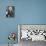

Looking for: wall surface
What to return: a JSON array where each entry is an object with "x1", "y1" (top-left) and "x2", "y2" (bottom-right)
[{"x1": 0, "y1": 0, "x2": 46, "y2": 44}]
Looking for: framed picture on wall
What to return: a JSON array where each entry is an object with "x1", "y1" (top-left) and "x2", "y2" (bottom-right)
[
  {"x1": 18, "y1": 24, "x2": 46, "y2": 42},
  {"x1": 6, "y1": 6, "x2": 15, "y2": 17}
]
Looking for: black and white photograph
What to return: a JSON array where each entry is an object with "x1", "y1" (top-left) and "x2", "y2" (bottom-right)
[{"x1": 6, "y1": 6, "x2": 15, "y2": 17}]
